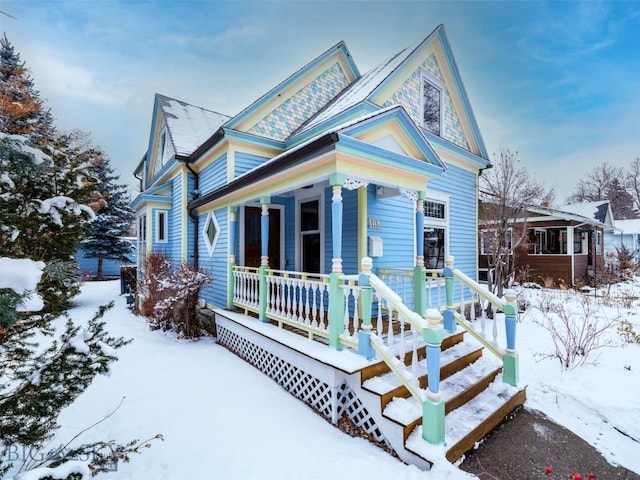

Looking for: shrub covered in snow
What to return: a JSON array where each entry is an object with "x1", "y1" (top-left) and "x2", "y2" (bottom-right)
[{"x1": 137, "y1": 252, "x2": 210, "y2": 338}]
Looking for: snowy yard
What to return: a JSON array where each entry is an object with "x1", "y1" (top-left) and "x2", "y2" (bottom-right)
[{"x1": 34, "y1": 280, "x2": 640, "y2": 478}]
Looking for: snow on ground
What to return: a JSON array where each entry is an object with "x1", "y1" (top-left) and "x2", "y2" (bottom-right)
[
  {"x1": 44, "y1": 281, "x2": 468, "y2": 480},
  {"x1": 33, "y1": 279, "x2": 640, "y2": 478},
  {"x1": 515, "y1": 281, "x2": 640, "y2": 473}
]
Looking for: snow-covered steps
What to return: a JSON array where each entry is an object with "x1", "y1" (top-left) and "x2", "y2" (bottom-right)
[
  {"x1": 382, "y1": 355, "x2": 503, "y2": 441},
  {"x1": 362, "y1": 340, "x2": 484, "y2": 410},
  {"x1": 407, "y1": 374, "x2": 526, "y2": 463}
]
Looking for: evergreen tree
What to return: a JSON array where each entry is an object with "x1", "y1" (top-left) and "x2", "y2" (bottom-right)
[
  {"x1": 0, "y1": 34, "x2": 53, "y2": 139},
  {"x1": 0, "y1": 133, "x2": 95, "y2": 315},
  {"x1": 81, "y1": 153, "x2": 134, "y2": 280}
]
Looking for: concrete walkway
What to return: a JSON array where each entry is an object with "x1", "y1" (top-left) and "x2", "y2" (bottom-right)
[{"x1": 458, "y1": 408, "x2": 640, "y2": 480}]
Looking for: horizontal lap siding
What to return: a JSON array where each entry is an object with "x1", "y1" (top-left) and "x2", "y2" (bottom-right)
[
  {"x1": 429, "y1": 164, "x2": 478, "y2": 281},
  {"x1": 199, "y1": 208, "x2": 228, "y2": 308},
  {"x1": 199, "y1": 154, "x2": 227, "y2": 195},
  {"x1": 367, "y1": 185, "x2": 415, "y2": 272},
  {"x1": 282, "y1": 197, "x2": 295, "y2": 270},
  {"x1": 171, "y1": 174, "x2": 183, "y2": 265},
  {"x1": 235, "y1": 152, "x2": 269, "y2": 177},
  {"x1": 187, "y1": 174, "x2": 195, "y2": 265}
]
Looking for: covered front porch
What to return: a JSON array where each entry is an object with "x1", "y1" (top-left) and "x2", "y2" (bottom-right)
[{"x1": 217, "y1": 255, "x2": 524, "y2": 466}]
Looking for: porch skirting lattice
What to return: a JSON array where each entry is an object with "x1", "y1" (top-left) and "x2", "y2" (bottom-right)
[{"x1": 215, "y1": 313, "x2": 386, "y2": 444}]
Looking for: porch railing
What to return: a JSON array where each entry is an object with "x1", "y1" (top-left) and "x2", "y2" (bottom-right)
[{"x1": 229, "y1": 255, "x2": 519, "y2": 446}]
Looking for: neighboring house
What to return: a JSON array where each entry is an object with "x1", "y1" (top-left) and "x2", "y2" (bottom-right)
[
  {"x1": 605, "y1": 218, "x2": 640, "y2": 264},
  {"x1": 76, "y1": 237, "x2": 137, "y2": 278},
  {"x1": 479, "y1": 201, "x2": 615, "y2": 286},
  {"x1": 132, "y1": 25, "x2": 525, "y2": 468}
]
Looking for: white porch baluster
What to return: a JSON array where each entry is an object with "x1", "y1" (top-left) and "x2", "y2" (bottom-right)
[
  {"x1": 319, "y1": 284, "x2": 326, "y2": 330},
  {"x1": 480, "y1": 299, "x2": 487, "y2": 338},
  {"x1": 376, "y1": 293, "x2": 383, "y2": 335},
  {"x1": 286, "y1": 278, "x2": 294, "y2": 320},
  {"x1": 387, "y1": 305, "x2": 394, "y2": 347},
  {"x1": 351, "y1": 287, "x2": 360, "y2": 340},
  {"x1": 304, "y1": 281, "x2": 311, "y2": 325},
  {"x1": 411, "y1": 325, "x2": 419, "y2": 374},
  {"x1": 343, "y1": 286, "x2": 350, "y2": 337},
  {"x1": 398, "y1": 314, "x2": 406, "y2": 360}
]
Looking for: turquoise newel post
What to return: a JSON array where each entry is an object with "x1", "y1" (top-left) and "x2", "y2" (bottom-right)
[
  {"x1": 358, "y1": 257, "x2": 375, "y2": 360},
  {"x1": 227, "y1": 206, "x2": 238, "y2": 309},
  {"x1": 328, "y1": 175, "x2": 344, "y2": 350},
  {"x1": 502, "y1": 290, "x2": 519, "y2": 386},
  {"x1": 422, "y1": 308, "x2": 445, "y2": 444},
  {"x1": 413, "y1": 194, "x2": 426, "y2": 317},
  {"x1": 259, "y1": 197, "x2": 270, "y2": 322},
  {"x1": 443, "y1": 256, "x2": 456, "y2": 333}
]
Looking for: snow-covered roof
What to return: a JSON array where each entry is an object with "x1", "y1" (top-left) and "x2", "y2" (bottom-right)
[
  {"x1": 560, "y1": 201, "x2": 611, "y2": 225},
  {"x1": 613, "y1": 218, "x2": 640, "y2": 235},
  {"x1": 157, "y1": 94, "x2": 231, "y2": 157},
  {"x1": 295, "y1": 38, "x2": 422, "y2": 135},
  {"x1": 527, "y1": 202, "x2": 613, "y2": 230}
]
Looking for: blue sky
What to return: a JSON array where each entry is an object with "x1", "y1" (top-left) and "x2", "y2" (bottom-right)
[{"x1": 2, "y1": 0, "x2": 639, "y2": 202}]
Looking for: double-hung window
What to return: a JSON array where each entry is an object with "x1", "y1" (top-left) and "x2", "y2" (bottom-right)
[
  {"x1": 423, "y1": 197, "x2": 448, "y2": 269},
  {"x1": 422, "y1": 73, "x2": 442, "y2": 136},
  {"x1": 155, "y1": 210, "x2": 168, "y2": 243}
]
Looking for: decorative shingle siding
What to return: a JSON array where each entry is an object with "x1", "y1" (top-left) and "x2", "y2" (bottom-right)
[
  {"x1": 248, "y1": 63, "x2": 349, "y2": 141},
  {"x1": 235, "y1": 152, "x2": 269, "y2": 178},
  {"x1": 199, "y1": 207, "x2": 228, "y2": 308},
  {"x1": 383, "y1": 53, "x2": 469, "y2": 150},
  {"x1": 199, "y1": 154, "x2": 227, "y2": 195},
  {"x1": 170, "y1": 174, "x2": 183, "y2": 264}
]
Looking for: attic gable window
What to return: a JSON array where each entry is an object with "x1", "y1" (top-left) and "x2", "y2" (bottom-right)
[
  {"x1": 422, "y1": 76, "x2": 442, "y2": 136},
  {"x1": 156, "y1": 128, "x2": 167, "y2": 170}
]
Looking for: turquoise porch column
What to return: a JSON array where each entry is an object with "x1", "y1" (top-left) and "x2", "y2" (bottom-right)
[
  {"x1": 357, "y1": 257, "x2": 375, "y2": 360},
  {"x1": 227, "y1": 206, "x2": 238, "y2": 309},
  {"x1": 422, "y1": 308, "x2": 445, "y2": 444},
  {"x1": 328, "y1": 174, "x2": 345, "y2": 350},
  {"x1": 413, "y1": 193, "x2": 426, "y2": 316},
  {"x1": 259, "y1": 197, "x2": 270, "y2": 322},
  {"x1": 502, "y1": 291, "x2": 519, "y2": 386},
  {"x1": 443, "y1": 256, "x2": 456, "y2": 333}
]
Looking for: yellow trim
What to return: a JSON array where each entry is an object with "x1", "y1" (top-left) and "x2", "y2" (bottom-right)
[
  {"x1": 233, "y1": 54, "x2": 357, "y2": 132},
  {"x1": 357, "y1": 187, "x2": 367, "y2": 264},
  {"x1": 193, "y1": 151, "x2": 432, "y2": 215},
  {"x1": 181, "y1": 168, "x2": 188, "y2": 263},
  {"x1": 351, "y1": 122, "x2": 426, "y2": 160}
]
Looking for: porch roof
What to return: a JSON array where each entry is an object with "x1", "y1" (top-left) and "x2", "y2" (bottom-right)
[{"x1": 188, "y1": 122, "x2": 445, "y2": 212}]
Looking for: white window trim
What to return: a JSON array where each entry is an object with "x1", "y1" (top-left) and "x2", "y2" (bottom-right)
[
  {"x1": 295, "y1": 186, "x2": 325, "y2": 273},
  {"x1": 480, "y1": 228, "x2": 514, "y2": 256},
  {"x1": 421, "y1": 70, "x2": 444, "y2": 136},
  {"x1": 203, "y1": 211, "x2": 221, "y2": 258},
  {"x1": 155, "y1": 210, "x2": 168, "y2": 243},
  {"x1": 423, "y1": 191, "x2": 449, "y2": 268}
]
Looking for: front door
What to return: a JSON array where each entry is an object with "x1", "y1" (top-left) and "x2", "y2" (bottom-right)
[{"x1": 244, "y1": 206, "x2": 281, "y2": 269}]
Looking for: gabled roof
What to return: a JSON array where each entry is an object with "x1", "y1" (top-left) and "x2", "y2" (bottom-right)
[
  {"x1": 224, "y1": 41, "x2": 360, "y2": 133},
  {"x1": 612, "y1": 218, "x2": 640, "y2": 235},
  {"x1": 560, "y1": 201, "x2": 613, "y2": 226},
  {"x1": 527, "y1": 201, "x2": 615, "y2": 230},
  {"x1": 294, "y1": 25, "x2": 489, "y2": 162},
  {"x1": 156, "y1": 93, "x2": 230, "y2": 158},
  {"x1": 295, "y1": 38, "x2": 422, "y2": 135}
]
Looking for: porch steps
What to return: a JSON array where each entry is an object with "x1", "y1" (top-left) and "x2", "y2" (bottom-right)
[{"x1": 355, "y1": 330, "x2": 526, "y2": 465}]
